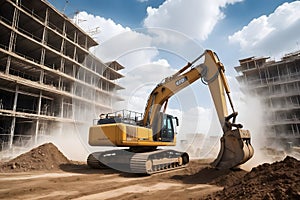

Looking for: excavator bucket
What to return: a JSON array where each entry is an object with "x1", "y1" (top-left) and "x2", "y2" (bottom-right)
[{"x1": 211, "y1": 129, "x2": 254, "y2": 169}]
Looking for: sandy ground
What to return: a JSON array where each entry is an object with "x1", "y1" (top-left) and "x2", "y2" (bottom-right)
[
  {"x1": 0, "y1": 160, "x2": 222, "y2": 200},
  {"x1": 1, "y1": 143, "x2": 299, "y2": 199}
]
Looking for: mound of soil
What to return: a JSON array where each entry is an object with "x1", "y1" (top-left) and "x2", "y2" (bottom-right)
[
  {"x1": 0, "y1": 143, "x2": 70, "y2": 172},
  {"x1": 172, "y1": 165, "x2": 247, "y2": 187},
  {"x1": 208, "y1": 156, "x2": 300, "y2": 200}
]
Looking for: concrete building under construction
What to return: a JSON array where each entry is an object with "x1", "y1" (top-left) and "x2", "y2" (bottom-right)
[
  {"x1": 235, "y1": 51, "x2": 300, "y2": 147},
  {"x1": 0, "y1": 0, "x2": 124, "y2": 151}
]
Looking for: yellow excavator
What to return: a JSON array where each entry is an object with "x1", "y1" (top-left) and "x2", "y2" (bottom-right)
[{"x1": 87, "y1": 49, "x2": 254, "y2": 174}]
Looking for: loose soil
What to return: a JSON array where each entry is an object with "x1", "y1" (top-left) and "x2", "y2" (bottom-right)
[
  {"x1": 0, "y1": 143, "x2": 299, "y2": 200},
  {"x1": 207, "y1": 156, "x2": 300, "y2": 200},
  {"x1": 0, "y1": 143, "x2": 70, "y2": 172}
]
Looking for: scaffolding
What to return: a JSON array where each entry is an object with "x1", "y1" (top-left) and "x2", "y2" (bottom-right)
[{"x1": 0, "y1": 0, "x2": 124, "y2": 152}]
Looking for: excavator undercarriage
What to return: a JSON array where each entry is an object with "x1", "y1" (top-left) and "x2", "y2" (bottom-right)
[{"x1": 87, "y1": 148, "x2": 189, "y2": 174}]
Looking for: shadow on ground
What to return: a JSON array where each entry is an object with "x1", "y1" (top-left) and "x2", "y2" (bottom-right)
[
  {"x1": 59, "y1": 162, "x2": 148, "y2": 178},
  {"x1": 171, "y1": 167, "x2": 246, "y2": 186}
]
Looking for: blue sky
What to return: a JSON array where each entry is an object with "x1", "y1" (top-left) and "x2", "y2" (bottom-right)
[
  {"x1": 48, "y1": 0, "x2": 300, "y2": 134},
  {"x1": 52, "y1": 0, "x2": 292, "y2": 30},
  {"x1": 49, "y1": 0, "x2": 298, "y2": 66}
]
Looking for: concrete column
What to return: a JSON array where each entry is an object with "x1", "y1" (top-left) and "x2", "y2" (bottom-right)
[
  {"x1": 73, "y1": 46, "x2": 77, "y2": 61},
  {"x1": 34, "y1": 120, "x2": 39, "y2": 144},
  {"x1": 41, "y1": 8, "x2": 47, "y2": 67},
  {"x1": 44, "y1": 8, "x2": 49, "y2": 26},
  {"x1": 8, "y1": 32, "x2": 16, "y2": 52},
  {"x1": 60, "y1": 97, "x2": 64, "y2": 118},
  {"x1": 12, "y1": 85, "x2": 18, "y2": 112},
  {"x1": 5, "y1": 56, "x2": 11, "y2": 74},
  {"x1": 91, "y1": 75, "x2": 94, "y2": 86},
  {"x1": 72, "y1": 101, "x2": 75, "y2": 120},
  {"x1": 9, "y1": 117, "x2": 16, "y2": 148},
  {"x1": 7, "y1": 6, "x2": 19, "y2": 79},
  {"x1": 8, "y1": 5, "x2": 20, "y2": 53},
  {"x1": 72, "y1": 64, "x2": 76, "y2": 78},
  {"x1": 39, "y1": 69, "x2": 44, "y2": 84},
  {"x1": 62, "y1": 21, "x2": 66, "y2": 36},
  {"x1": 61, "y1": 22, "x2": 66, "y2": 54},
  {"x1": 12, "y1": 6, "x2": 20, "y2": 28},
  {"x1": 60, "y1": 38, "x2": 65, "y2": 54},
  {"x1": 60, "y1": 58, "x2": 65, "y2": 72},
  {"x1": 9, "y1": 85, "x2": 19, "y2": 148},
  {"x1": 58, "y1": 76, "x2": 62, "y2": 89},
  {"x1": 37, "y1": 91, "x2": 42, "y2": 115},
  {"x1": 42, "y1": 9, "x2": 49, "y2": 45},
  {"x1": 83, "y1": 70, "x2": 86, "y2": 82},
  {"x1": 34, "y1": 91, "x2": 42, "y2": 144},
  {"x1": 74, "y1": 30, "x2": 77, "y2": 43}
]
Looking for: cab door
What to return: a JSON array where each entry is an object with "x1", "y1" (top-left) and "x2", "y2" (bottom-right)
[{"x1": 161, "y1": 114, "x2": 175, "y2": 142}]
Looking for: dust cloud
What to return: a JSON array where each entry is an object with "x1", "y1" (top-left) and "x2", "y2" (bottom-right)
[
  {"x1": 236, "y1": 95, "x2": 275, "y2": 170},
  {"x1": 37, "y1": 123, "x2": 90, "y2": 161}
]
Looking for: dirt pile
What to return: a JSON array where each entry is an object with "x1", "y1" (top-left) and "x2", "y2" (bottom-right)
[
  {"x1": 208, "y1": 156, "x2": 300, "y2": 200},
  {"x1": 172, "y1": 163, "x2": 247, "y2": 187},
  {"x1": 0, "y1": 143, "x2": 70, "y2": 172}
]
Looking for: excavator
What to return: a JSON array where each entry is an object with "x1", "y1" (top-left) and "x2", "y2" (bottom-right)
[{"x1": 87, "y1": 49, "x2": 254, "y2": 174}]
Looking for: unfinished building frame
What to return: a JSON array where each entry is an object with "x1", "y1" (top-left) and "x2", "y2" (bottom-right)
[
  {"x1": 0, "y1": 0, "x2": 124, "y2": 151},
  {"x1": 235, "y1": 51, "x2": 300, "y2": 147}
]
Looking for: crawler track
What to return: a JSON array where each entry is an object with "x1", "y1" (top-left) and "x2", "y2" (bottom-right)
[
  {"x1": 87, "y1": 153, "x2": 108, "y2": 169},
  {"x1": 87, "y1": 149, "x2": 189, "y2": 174}
]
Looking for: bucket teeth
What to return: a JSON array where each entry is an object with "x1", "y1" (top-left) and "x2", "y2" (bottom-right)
[{"x1": 211, "y1": 129, "x2": 254, "y2": 169}]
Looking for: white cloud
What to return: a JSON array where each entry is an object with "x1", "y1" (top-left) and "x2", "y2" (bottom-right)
[
  {"x1": 94, "y1": 30, "x2": 156, "y2": 65},
  {"x1": 152, "y1": 58, "x2": 170, "y2": 66},
  {"x1": 144, "y1": 0, "x2": 242, "y2": 41},
  {"x1": 73, "y1": 11, "x2": 131, "y2": 43},
  {"x1": 181, "y1": 106, "x2": 213, "y2": 134},
  {"x1": 229, "y1": 1, "x2": 300, "y2": 58},
  {"x1": 116, "y1": 59, "x2": 176, "y2": 112}
]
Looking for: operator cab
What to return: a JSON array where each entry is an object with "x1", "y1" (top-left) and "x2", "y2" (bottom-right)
[{"x1": 153, "y1": 112, "x2": 179, "y2": 142}]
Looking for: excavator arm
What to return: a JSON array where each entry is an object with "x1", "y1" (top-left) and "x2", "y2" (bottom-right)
[
  {"x1": 143, "y1": 50, "x2": 232, "y2": 130},
  {"x1": 142, "y1": 49, "x2": 254, "y2": 169}
]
